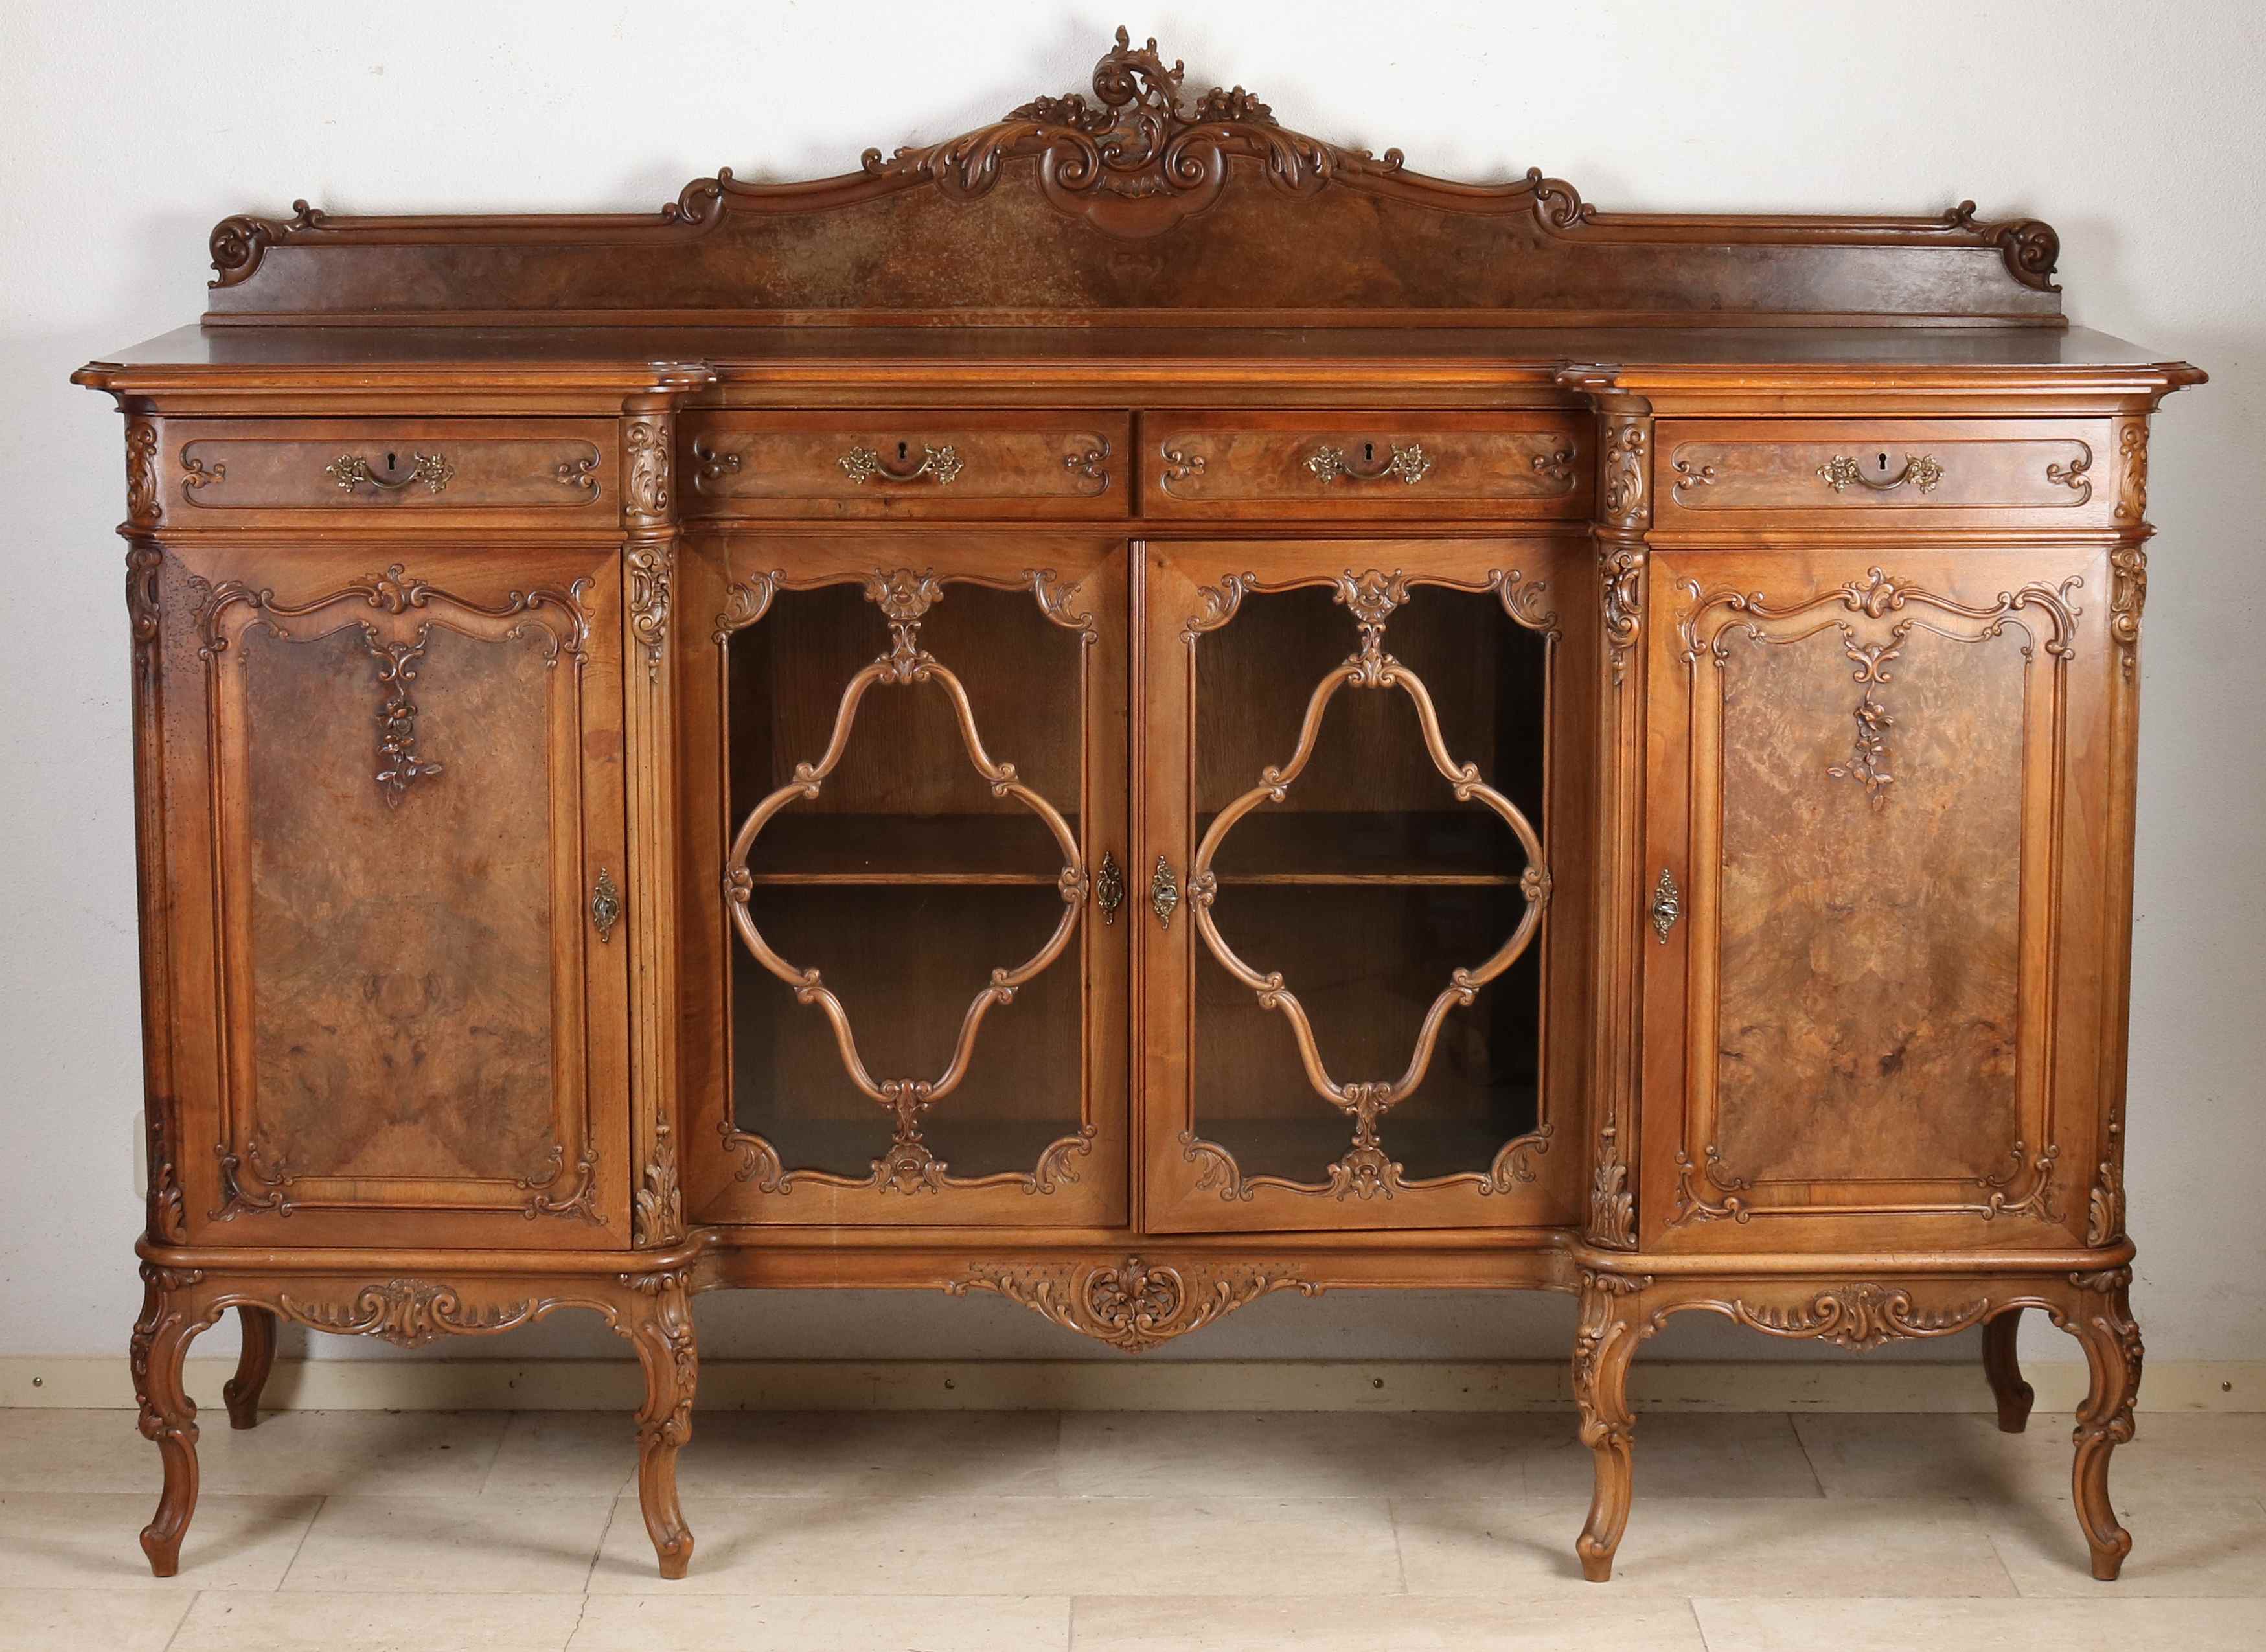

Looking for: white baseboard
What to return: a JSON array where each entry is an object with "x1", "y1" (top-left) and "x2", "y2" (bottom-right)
[{"x1": 5, "y1": 1356, "x2": 2260, "y2": 1413}]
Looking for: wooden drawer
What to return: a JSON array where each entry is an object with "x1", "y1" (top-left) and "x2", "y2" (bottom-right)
[
  {"x1": 167, "y1": 419, "x2": 615, "y2": 516},
  {"x1": 1656, "y1": 419, "x2": 2119, "y2": 525},
  {"x1": 680, "y1": 412, "x2": 1130, "y2": 518},
  {"x1": 1139, "y1": 413, "x2": 1588, "y2": 519}
]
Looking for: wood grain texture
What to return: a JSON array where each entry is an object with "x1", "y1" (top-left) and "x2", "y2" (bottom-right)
[{"x1": 69, "y1": 26, "x2": 2206, "y2": 1590}]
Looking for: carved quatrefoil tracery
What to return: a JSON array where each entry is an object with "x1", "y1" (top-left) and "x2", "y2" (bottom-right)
[
  {"x1": 1179, "y1": 569, "x2": 1556, "y2": 1202},
  {"x1": 720, "y1": 568, "x2": 1099, "y2": 1197}
]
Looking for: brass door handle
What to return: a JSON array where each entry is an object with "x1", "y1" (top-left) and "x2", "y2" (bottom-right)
[
  {"x1": 591, "y1": 867, "x2": 622, "y2": 944},
  {"x1": 1150, "y1": 855, "x2": 1180, "y2": 930},
  {"x1": 839, "y1": 443, "x2": 964, "y2": 486},
  {"x1": 325, "y1": 452, "x2": 456, "y2": 494},
  {"x1": 1649, "y1": 867, "x2": 1681, "y2": 943},
  {"x1": 1817, "y1": 452, "x2": 1944, "y2": 495},
  {"x1": 1307, "y1": 441, "x2": 1432, "y2": 485},
  {"x1": 1095, "y1": 850, "x2": 1125, "y2": 925}
]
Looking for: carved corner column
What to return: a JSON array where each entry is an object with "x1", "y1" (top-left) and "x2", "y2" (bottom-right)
[
  {"x1": 121, "y1": 414, "x2": 191, "y2": 1252},
  {"x1": 621, "y1": 383, "x2": 699, "y2": 1251},
  {"x1": 1567, "y1": 379, "x2": 1652, "y2": 1253}
]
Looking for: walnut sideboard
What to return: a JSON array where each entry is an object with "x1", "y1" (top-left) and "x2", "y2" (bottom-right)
[{"x1": 74, "y1": 29, "x2": 2202, "y2": 1585}]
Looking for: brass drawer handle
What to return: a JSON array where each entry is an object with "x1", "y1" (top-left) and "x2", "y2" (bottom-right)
[
  {"x1": 1307, "y1": 441, "x2": 1432, "y2": 485},
  {"x1": 1095, "y1": 849, "x2": 1125, "y2": 925},
  {"x1": 1649, "y1": 867, "x2": 1681, "y2": 943},
  {"x1": 840, "y1": 443, "x2": 964, "y2": 486},
  {"x1": 325, "y1": 452, "x2": 456, "y2": 494},
  {"x1": 591, "y1": 867, "x2": 622, "y2": 943},
  {"x1": 1817, "y1": 452, "x2": 1945, "y2": 495},
  {"x1": 1150, "y1": 855, "x2": 1180, "y2": 930}
]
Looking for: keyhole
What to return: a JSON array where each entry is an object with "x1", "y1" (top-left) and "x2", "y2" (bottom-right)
[
  {"x1": 1363, "y1": 441, "x2": 1375, "y2": 464},
  {"x1": 385, "y1": 451, "x2": 398, "y2": 474},
  {"x1": 1877, "y1": 452, "x2": 1888, "y2": 471},
  {"x1": 897, "y1": 441, "x2": 909, "y2": 463}
]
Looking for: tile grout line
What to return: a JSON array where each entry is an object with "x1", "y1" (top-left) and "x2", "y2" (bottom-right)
[
  {"x1": 562, "y1": 1590, "x2": 593, "y2": 1651},
  {"x1": 1386, "y1": 1495, "x2": 1411, "y2": 1594},
  {"x1": 1969, "y1": 1494, "x2": 2034, "y2": 1598},
  {"x1": 1785, "y1": 1410, "x2": 1829, "y2": 1498},
  {"x1": 578, "y1": 1495, "x2": 621, "y2": 1594},
  {"x1": 155, "y1": 1585, "x2": 199, "y2": 1652},
  {"x1": 1684, "y1": 1596, "x2": 1713, "y2": 1651},
  {"x1": 1064, "y1": 1593, "x2": 1078, "y2": 1652},
  {"x1": 271, "y1": 1490, "x2": 325, "y2": 1593}
]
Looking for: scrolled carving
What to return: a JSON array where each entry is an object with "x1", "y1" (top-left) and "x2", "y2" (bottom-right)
[
  {"x1": 623, "y1": 415, "x2": 672, "y2": 524},
  {"x1": 1600, "y1": 545, "x2": 1644, "y2": 687},
  {"x1": 2087, "y1": 1108, "x2": 2126, "y2": 1246},
  {"x1": 1601, "y1": 421, "x2": 1648, "y2": 525},
  {"x1": 1587, "y1": 1123, "x2": 1636, "y2": 1248},
  {"x1": 634, "y1": 1121, "x2": 684, "y2": 1248},
  {"x1": 277, "y1": 1278, "x2": 536, "y2": 1348},
  {"x1": 2046, "y1": 446, "x2": 2094, "y2": 503},
  {"x1": 2111, "y1": 544, "x2": 2147, "y2": 680},
  {"x1": 862, "y1": 27, "x2": 1408, "y2": 241},
  {"x1": 2114, "y1": 420, "x2": 2149, "y2": 523},
  {"x1": 628, "y1": 542, "x2": 672, "y2": 682},
  {"x1": 1945, "y1": 200, "x2": 2061, "y2": 292},
  {"x1": 1182, "y1": 570, "x2": 1259, "y2": 645},
  {"x1": 207, "y1": 199, "x2": 321, "y2": 288},
  {"x1": 948, "y1": 1254, "x2": 1320, "y2": 1352},
  {"x1": 690, "y1": 438, "x2": 744, "y2": 493},
  {"x1": 1025, "y1": 567, "x2": 1098, "y2": 645},
  {"x1": 1726, "y1": 1283, "x2": 1992, "y2": 1350},
  {"x1": 125, "y1": 420, "x2": 160, "y2": 528},
  {"x1": 715, "y1": 567, "x2": 784, "y2": 641}
]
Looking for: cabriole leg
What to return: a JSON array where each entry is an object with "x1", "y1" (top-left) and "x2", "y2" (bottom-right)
[
  {"x1": 1572, "y1": 1270, "x2": 1646, "y2": 1583},
  {"x1": 222, "y1": 1306, "x2": 277, "y2": 1430},
  {"x1": 619, "y1": 1268, "x2": 698, "y2": 1579},
  {"x1": 1981, "y1": 1307, "x2": 2034, "y2": 1434},
  {"x1": 130, "y1": 1263, "x2": 210, "y2": 1577},
  {"x1": 2061, "y1": 1268, "x2": 2143, "y2": 1581}
]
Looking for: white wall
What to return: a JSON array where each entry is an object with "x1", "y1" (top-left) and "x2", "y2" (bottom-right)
[{"x1": 4, "y1": 0, "x2": 2260, "y2": 1375}]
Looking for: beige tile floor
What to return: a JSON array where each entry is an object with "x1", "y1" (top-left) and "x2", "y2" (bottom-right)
[{"x1": 0, "y1": 1406, "x2": 2260, "y2": 1649}]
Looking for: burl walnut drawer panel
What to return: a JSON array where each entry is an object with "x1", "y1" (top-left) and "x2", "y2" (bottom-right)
[
  {"x1": 166, "y1": 419, "x2": 617, "y2": 516},
  {"x1": 1656, "y1": 419, "x2": 2119, "y2": 525},
  {"x1": 680, "y1": 411, "x2": 1130, "y2": 518},
  {"x1": 1140, "y1": 413, "x2": 1588, "y2": 520}
]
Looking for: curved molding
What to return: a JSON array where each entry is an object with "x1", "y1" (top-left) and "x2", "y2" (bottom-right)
[
  {"x1": 948, "y1": 1254, "x2": 1320, "y2": 1352},
  {"x1": 200, "y1": 34, "x2": 2059, "y2": 317}
]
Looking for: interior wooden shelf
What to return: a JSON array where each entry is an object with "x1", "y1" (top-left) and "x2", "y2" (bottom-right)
[{"x1": 740, "y1": 810, "x2": 1079, "y2": 882}]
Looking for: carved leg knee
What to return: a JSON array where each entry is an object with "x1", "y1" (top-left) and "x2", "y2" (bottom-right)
[
  {"x1": 2062, "y1": 1268, "x2": 2142, "y2": 1580},
  {"x1": 223, "y1": 1307, "x2": 277, "y2": 1430},
  {"x1": 621, "y1": 1268, "x2": 698, "y2": 1580},
  {"x1": 1982, "y1": 1308, "x2": 2034, "y2": 1434},
  {"x1": 1572, "y1": 1271, "x2": 1646, "y2": 1583},
  {"x1": 131, "y1": 1264, "x2": 211, "y2": 1577}
]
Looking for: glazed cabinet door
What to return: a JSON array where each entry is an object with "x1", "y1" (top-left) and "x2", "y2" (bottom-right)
[
  {"x1": 1637, "y1": 547, "x2": 2120, "y2": 1252},
  {"x1": 1142, "y1": 538, "x2": 1592, "y2": 1232},
  {"x1": 684, "y1": 534, "x2": 1128, "y2": 1226},
  {"x1": 154, "y1": 542, "x2": 632, "y2": 1247}
]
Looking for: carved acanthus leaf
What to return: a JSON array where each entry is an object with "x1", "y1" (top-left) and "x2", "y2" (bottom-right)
[
  {"x1": 948, "y1": 1255, "x2": 1319, "y2": 1352},
  {"x1": 277, "y1": 1278, "x2": 536, "y2": 1349},
  {"x1": 1728, "y1": 1283, "x2": 1992, "y2": 1350}
]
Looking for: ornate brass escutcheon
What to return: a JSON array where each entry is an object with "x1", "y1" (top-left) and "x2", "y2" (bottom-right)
[
  {"x1": 1649, "y1": 867, "x2": 1681, "y2": 943},
  {"x1": 1816, "y1": 452, "x2": 1944, "y2": 495},
  {"x1": 1150, "y1": 855, "x2": 1180, "y2": 930},
  {"x1": 325, "y1": 452, "x2": 456, "y2": 494},
  {"x1": 838, "y1": 443, "x2": 965, "y2": 486},
  {"x1": 1095, "y1": 849, "x2": 1125, "y2": 924},
  {"x1": 591, "y1": 867, "x2": 622, "y2": 943},
  {"x1": 1306, "y1": 441, "x2": 1432, "y2": 485}
]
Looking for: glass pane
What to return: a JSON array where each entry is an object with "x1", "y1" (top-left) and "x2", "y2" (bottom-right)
[
  {"x1": 726, "y1": 578, "x2": 1086, "y2": 1183},
  {"x1": 1190, "y1": 578, "x2": 1546, "y2": 1189}
]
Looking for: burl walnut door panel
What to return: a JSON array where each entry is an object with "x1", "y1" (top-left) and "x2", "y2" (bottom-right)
[
  {"x1": 1141, "y1": 538, "x2": 1593, "y2": 1234},
  {"x1": 164, "y1": 544, "x2": 630, "y2": 1247},
  {"x1": 683, "y1": 533, "x2": 1129, "y2": 1227},
  {"x1": 1638, "y1": 547, "x2": 2116, "y2": 1253}
]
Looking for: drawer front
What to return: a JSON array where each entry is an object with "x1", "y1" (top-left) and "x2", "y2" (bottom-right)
[
  {"x1": 169, "y1": 420, "x2": 615, "y2": 515},
  {"x1": 1141, "y1": 413, "x2": 1588, "y2": 519},
  {"x1": 1656, "y1": 419, "x2": 2118, "y2": 525},
  {"x1": 681, "y1": 412, "x2": 1130, "y2": 518}
]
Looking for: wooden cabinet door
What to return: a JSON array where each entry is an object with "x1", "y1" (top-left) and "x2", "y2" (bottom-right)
[
  {"x1": 1638, "y1": 548, "x2": 2117, "y2": 1253},
  {"x1": 1141, "y1": 538, "x2": 1592, "y2": 1233},
  {"x1": 158, "y1": 543, "x2": 630, "y2": 1247},
  {"x1": 687, "y1": 534, "x2": 1129, "y2": 1227}
]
